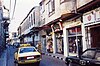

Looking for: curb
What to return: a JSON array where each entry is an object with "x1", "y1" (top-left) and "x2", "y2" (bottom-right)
[{"x1": 44, "y1": 53, "x2": 66, "y2": 61}]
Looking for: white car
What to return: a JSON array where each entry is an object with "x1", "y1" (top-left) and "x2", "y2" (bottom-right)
[{"x1": 14, "y1": 46, "x2": 41, "y2": 65}]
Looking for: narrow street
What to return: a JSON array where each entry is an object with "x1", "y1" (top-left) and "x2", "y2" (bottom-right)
[
  {"x1": 0, "y1": 0, "x2": 99, "y2": 66},
  {"x1": 4, "y1": 45, "x2": 66, "y2": 66}
]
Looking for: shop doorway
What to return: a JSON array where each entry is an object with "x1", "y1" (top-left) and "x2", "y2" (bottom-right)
[
  {"x1": 90, "y1": 26, "x2": 100, "y2": 47},
  {"x1": 56, "y1": 32, "x2": 64, "y2": 54}
]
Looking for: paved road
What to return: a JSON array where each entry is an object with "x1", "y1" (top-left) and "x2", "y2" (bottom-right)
[
  {"x1": 6, "y1": 46, "x2": 67, "y2": 66},
  {"x1": 40, "y1": 55, "x2": 66, "y2": 66}
]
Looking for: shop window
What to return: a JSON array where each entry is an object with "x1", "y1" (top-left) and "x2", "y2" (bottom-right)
[
  {"x1": 56, "y1": 38, "x2": 64, "y2": 54},
  {"x1": 68, "y1": 37, "x2": 77, "y2": 53},
  {"x1": 68, "y1": 26, "x2": 81, "y2": 35},
  {"x1": 68, "y1": 26, "x2": 82, "y2": 54}
]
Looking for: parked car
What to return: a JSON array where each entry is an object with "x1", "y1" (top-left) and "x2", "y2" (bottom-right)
[
  {"x1": 14, "y1": 46, "x2": 41, "y2": 66},
  {"x1": 66, "y1": 48, "x2": 100, "y2": 66}
]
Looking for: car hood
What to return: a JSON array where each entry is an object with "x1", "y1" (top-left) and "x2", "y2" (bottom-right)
[{"x1": 18, "y1": 52, "x2": 41, "y2": 57}]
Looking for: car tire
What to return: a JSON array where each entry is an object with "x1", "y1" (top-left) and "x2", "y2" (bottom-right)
[
  {"x1": 67, "y1": 63, "x2": 72, "y2": 66},
  {"x1": 36, "y1": 61, "x2": 40, "y2": 66},
  {"x1": 18, "y1": 64, "x2": 21, "y2": 66},
  {"x1": 14, "y1": 63, "x2": 18, "y2": 66},
  {"x1": 15, "y1": 63, "x2": 21, "y2": 66}
]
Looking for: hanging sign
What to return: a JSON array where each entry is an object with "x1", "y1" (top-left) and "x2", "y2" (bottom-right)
[{"x1": 51, "y1": 22, "x2": 63, "y2": 32}]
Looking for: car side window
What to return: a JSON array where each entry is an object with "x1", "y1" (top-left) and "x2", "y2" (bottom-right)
[
  {"x1": 95, "y1": 51, "x2": 100, "y2": 61},
  {"x1": 81, "y1": 50, "x2": 95, "y2": 59}
]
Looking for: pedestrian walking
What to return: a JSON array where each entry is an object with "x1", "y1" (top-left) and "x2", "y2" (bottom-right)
[{"x1": 36, "y1": 41, "x2": 42, "y2": 53}]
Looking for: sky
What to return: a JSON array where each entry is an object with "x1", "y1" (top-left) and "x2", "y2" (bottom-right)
[{"x1": 3, "y1": 0, "x2": 41, "y2": 33}]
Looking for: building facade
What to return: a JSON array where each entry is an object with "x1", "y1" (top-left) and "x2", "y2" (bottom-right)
[
  {"x1": 0, "y1": 0, "x2": 9, "y2": 53},
  {"x1": 39, "y1": 0, "x2": 100, "y2": 56},
  {"x1": 18, "y1": 6, "x2": 41, "y2": 46}
]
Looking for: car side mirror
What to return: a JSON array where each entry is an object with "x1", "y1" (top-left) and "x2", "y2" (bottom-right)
[{"x1": 15, "y1": 52, "x2": 18, "y2": 55}]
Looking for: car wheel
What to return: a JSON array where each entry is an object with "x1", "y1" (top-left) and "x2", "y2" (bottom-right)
[
  {"x1": 15, "y1": 64, "x2": 21, "y2": 66},
  {"x1": 14, "y1": 63, "x2": 18, "y2": 66},
  {"x1": 67, "y1": 63, "x2": 72, "y2": 66},
  {"x1": 18, "y1": 64, "x2": 21, "y2": 66},
  {"x1": 36, "y1": 61, "x2": 40, "y2": 66}
]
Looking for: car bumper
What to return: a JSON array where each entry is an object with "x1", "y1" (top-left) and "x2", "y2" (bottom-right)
[{"x1": 18, "y1": 59, "x2": 41, "y2": 64}]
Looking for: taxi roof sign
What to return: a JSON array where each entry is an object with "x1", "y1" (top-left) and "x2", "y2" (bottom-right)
[{"x1": 20, "y1": 44, "x2": 31, "y2": 47}]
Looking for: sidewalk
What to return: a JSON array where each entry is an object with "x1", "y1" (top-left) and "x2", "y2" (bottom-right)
[
  {"x1": 0, "y1": 50, "x2": 7, "y2": 66},
  {"x1": 44, "y1": 53, "x2": 66, "y2": 61}
]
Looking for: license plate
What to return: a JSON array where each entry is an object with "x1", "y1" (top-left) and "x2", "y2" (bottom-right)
[
  {"x1": 27, "y1": 57, "x2": 34, "y2": 59},
  {"x1": 21, "y1": 60, "x2": 25, "y2": 62}
]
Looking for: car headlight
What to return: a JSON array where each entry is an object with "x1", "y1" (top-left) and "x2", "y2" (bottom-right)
[{"x1": 80, "y1": 60, "x2": 86, "y2": 65}]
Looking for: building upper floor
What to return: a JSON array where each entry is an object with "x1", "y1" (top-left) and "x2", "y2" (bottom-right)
[
  {"x1": 17, "y1": 0, "x2": 100, "y2": 37},
  {"x1": 18, "y1": 6, "x2": 40, "y2": 35},
  {"x1": 39, "y1": 0, "x2": 98, "y2": 26}
]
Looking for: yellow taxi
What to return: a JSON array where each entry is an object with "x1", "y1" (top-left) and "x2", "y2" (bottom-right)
[{"x1": 14, "y1": 45, "x2": 41, "y2": 65}]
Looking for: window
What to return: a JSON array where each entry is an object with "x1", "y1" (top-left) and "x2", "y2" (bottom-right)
[
  {"x1": 33, "y1": 12, "x2": 35, "y2": 24},
  {"x1": 41, "y1": 4, "x2": 45, "y2": 13},
  {"x1": 48, "y1": 0, "x2": 55, "y2": 16},
  {"x1": 19, "y1": 47, "x2": 36, "y2": 53},
  {"x1": 42, "y1": 18, "x2": 45, "y2": 24},
  {"x1": 68, "y1": 26, "x2": 82, "y2": 54},
  {"x1": 68, "y1": 27, "x2": 82, "y2": 35},
  {"x1": 81, "y1": 50, "x2": 95, "y2": 59},
  {"x1": 29, "y1": 16, "x2": 31, "y2": 27},
  {"x1": 31, "y1": 14, "x2": 33, "y2": 25}
]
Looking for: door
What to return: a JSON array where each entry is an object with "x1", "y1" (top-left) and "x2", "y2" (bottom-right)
[{"x1": 90, "y1": 26, "x2": 100, "y2": 47}]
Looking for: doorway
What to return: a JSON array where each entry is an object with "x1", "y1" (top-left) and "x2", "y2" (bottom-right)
[{"x1": 90, "y1": 26, "x2": 100, "y2": 47}]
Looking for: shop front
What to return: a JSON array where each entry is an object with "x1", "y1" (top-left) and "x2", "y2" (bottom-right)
[
  {"x1": 51, "y1": 22, "x2": 64, "y2": 54},
  {"x1": 63, "y1": 20, "x2": 82, "y2": 57},
  {"x1": 83, "y1": 7, "x2": 100, "y2": 48}
]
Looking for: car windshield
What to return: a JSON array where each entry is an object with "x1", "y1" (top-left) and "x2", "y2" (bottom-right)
[
  {"x1": 81, "y1": 50, "x2": 95, "y2": 59},
  {"x1": 19, "y1": 47, "x2": 36, "y2": 53}
]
